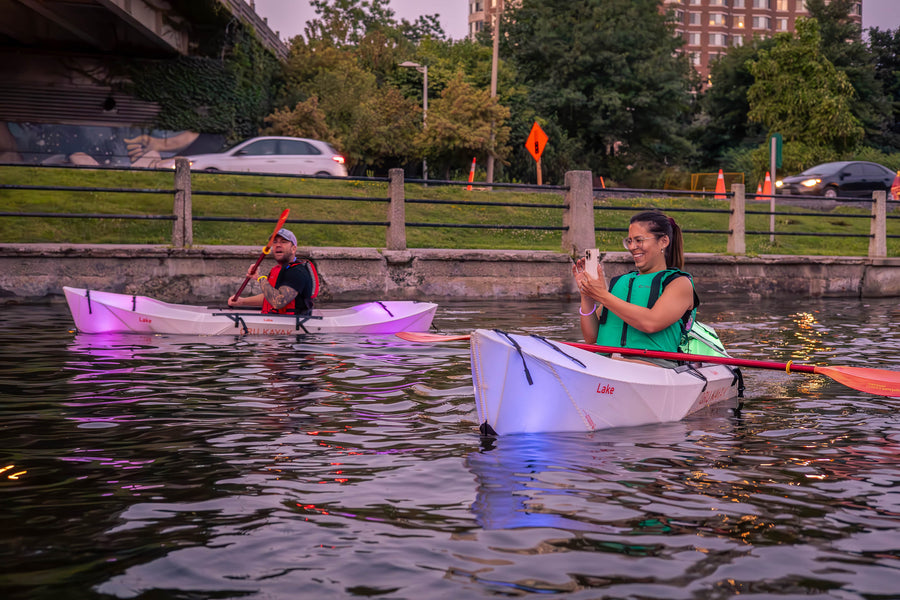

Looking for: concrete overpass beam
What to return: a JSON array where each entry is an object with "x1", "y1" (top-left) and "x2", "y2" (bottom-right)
[{"x1": 98, "y1": 0, "x2": 189, "y2": 54}]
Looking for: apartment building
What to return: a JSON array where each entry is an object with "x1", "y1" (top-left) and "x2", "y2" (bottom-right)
[
  {"x1": 467, "y1": 1, "x2": 862, "y2": 84},
  {"x1": 666, "y1": 0, "x2": 861, "y2": 83}
]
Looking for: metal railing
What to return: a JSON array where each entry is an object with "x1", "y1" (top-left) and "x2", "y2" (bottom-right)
[{"x1": 0, "y1": 160, "x2": 896, "y2": 258}]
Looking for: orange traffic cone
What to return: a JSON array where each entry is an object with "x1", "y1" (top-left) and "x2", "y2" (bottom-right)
[
  {"x1": 714, "y1": 169, "x2": 726, "y2": 199},
  {"x1": 466, "y1": 157, "x2": 476, "y2": 191},
  {"x1": 762, "y1": 172, "x2": 772, "y2": 197},
  {"x1": 756, "y1": 182, "x2": 762, "y2": 195}
]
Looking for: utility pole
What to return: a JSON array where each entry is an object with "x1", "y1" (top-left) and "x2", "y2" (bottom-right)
[{"x1": 485, "y1": 0, "x2": 502, "y2": 185}]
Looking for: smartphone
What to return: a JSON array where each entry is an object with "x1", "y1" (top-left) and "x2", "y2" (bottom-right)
[{"x1": 584, "y1": 248, "x2": 600, "y2": 280}]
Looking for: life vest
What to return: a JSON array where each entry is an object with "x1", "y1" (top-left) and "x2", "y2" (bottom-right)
[
  {"x1": 261, "y1": 259, "x2": 319, "y2": 314},
  {"x1": 595, "y1": 268, "x2": 699, "y2": 352}
]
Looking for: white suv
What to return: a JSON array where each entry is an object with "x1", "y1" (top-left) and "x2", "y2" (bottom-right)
[{"x1": 159, "y1": 136, "x2": 347, "y2": 176}]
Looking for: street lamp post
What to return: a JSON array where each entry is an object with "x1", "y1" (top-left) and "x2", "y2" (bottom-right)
[{"x1": 400, "y1": 61, "x2": 428, "y2": 181}]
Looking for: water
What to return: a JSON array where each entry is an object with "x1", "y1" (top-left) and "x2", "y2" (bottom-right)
[{"x1": 2, "y1": 297, "x2": 899, "y2": 599}]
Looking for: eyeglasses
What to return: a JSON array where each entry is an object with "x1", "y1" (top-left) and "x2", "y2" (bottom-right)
[{"x1": 622, "y1": 235, "x2": 660, "y2": 249}]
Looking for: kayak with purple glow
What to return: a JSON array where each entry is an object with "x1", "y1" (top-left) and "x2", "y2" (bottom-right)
[{"x1": 63, "y1": 287, "x2": 437, "y2": 335}]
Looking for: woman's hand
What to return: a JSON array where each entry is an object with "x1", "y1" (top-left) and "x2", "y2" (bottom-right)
[
  {"x1": 573, "y1": 257, "x2": 603, "y2": 343},
  {"x1": 572, "y1": 257, "x2": 604, "y2": 301}
]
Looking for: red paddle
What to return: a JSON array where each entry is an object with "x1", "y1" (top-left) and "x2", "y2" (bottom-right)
[
  {"x1": 230, "y1": 208, "x2": 290, "y2": 302},
  {"x1": 395, "y1": 331, "x2": 900, "y2": 398}
]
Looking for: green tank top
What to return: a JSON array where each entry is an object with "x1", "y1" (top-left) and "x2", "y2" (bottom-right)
[{"x1": 595, "y1": 269, "x2": 695, "y2": 352}]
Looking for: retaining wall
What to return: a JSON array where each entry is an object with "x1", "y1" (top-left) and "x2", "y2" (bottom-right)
[{"x1": 1, "y1": 244, "x2": 899, "y2": 304}]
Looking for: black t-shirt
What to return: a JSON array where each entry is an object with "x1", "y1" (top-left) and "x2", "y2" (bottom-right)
[{"x1": 272, "y1": 261, "x2": 314, "y2": 314}]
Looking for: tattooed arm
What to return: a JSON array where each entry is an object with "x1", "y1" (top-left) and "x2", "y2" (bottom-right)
[{"x1": 261, "y1": 283, "x2": 299, "y2": 311}]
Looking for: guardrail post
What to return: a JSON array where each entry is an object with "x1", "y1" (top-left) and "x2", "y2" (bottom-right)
[
  {"x1": 387, "y1": 168, "x2": 406, "y2": 250},
  {"x1": 173, "y1": 158, "x2": 193, "y2": 248},
  {"x1": 562, "y1": 170, "x2": 594, "y2": 257},
  {"x1": 869, "y1": 190, "x2": 886, "y2": 258},
  {"x1": 727, "y1": 183, "x2": 745, "y2": 254}
]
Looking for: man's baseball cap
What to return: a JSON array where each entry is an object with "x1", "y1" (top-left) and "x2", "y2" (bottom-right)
[{"x1": 274, "y1": 228, "x2": 297, "y2": 246}]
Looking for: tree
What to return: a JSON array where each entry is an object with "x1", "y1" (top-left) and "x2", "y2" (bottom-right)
[
  {"x1": 747, "y1": 18, "x2": 863, "y2": 153},
  {"x1": 303, "y1": 0, "x2": 444, "y2": 47},
  {"x1": 502, "y1": 0, "x2": 695, "y2": 180},
  {"x1": 401, "y1": 37, "x2": 524, "y2": 180},
  {"x1": 304, "y1": 0, "x2": 396, "y2": 46},
  {"x1": 868, "y1": 27, "x2": 900, "y2": 150},
  {"x1": 350, "y1": 86, "x2": 421, "y2": 170},
  {"x1": 271, "y1": 53, "x2": 422, "y2": 170},
  {"x1": 693, "y1": 39, "x2": 774, "y2": 166},
  {"x1": 273, "y1": 0, "x2": 512, "y2": 177},
  {"x1": 416, "y1": 73, "x2": 511, "y2": 180},
  {"x1": 263, "y1": 97, "x2": 337, "y2": 145},
  {"x1": 805, "y1": 0, "x2": 892, "y2": 149},
  {"x1": 396, "y1": 14, "x2": 447, "y2": 44}
]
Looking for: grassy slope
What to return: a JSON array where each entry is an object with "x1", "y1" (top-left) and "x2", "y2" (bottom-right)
[{"x1": 1, "y1": 166, "x2": 896, "y2": 256}]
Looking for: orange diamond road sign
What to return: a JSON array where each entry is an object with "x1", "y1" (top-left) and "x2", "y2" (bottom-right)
[{"x1": 525, "y1": 122, "x2": 548, "y2": 162}]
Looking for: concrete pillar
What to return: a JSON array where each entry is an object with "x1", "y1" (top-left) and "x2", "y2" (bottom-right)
[
  {"x1": 869, "y1": 190, "x2": 886, "y2": 258},
  {"x1": 561, "y1": 170, "x2": 595, "y2": 257},
  {"x1": 173, "y1": 157, "x2": 192, "y2": 248},
  {"x1": 387, "y1": 168, "x2": 406, "y2": 251},
  {"x1": 727, "y1": 183, "x2": 745, "y2": 255}
]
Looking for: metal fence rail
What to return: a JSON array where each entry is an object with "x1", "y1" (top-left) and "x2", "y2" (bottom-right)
[{"x1": 0, "y1": 162, "x2": 894, "y2": 258}]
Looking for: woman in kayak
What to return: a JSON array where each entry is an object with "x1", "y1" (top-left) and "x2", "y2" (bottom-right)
[{"x1": 573, "y1": 211, "x2": 696, "y2": 352}]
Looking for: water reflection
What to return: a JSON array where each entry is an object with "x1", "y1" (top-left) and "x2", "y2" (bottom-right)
[
  {"x1": 463, "y1": 400, "x2": 900, "y2": 596},
  {"x1": 1, "y1": 297, "x2": 899, "y2": 599}
]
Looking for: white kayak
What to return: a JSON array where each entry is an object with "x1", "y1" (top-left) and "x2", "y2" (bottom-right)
[
  {"x1": 470, "y1": 329, "x2": 741, "y2": 435},
  {"x1": 63, "y1": 287, "x2": 438, "y2": 336}
]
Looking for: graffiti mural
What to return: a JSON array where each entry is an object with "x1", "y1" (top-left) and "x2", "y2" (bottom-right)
[{"x1": 0, "y1": 122, "x2": 225, "y2": 168}]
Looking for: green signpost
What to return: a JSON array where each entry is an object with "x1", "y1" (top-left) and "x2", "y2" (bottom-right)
[{"x1": 770, "y1": 133, "x2": 783, "y2": 169}]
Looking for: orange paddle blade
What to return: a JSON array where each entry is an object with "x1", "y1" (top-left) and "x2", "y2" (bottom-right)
[
  {"x1": 265, "y1": 208, "x2": 291, "y2": 251},
  {"x1": 396, "y1": 331, "x2": 471, "y2": 342},
  {"x1": 814, "y1": 365, "x2": 900, "y2": 398}
]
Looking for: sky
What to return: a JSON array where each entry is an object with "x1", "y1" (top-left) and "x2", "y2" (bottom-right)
[
  {"x1": 252, "y1": 0, "x2": 899, "y2": 43},
  {"x1": 860, "y1": 0, "x2": 900, "y2": 34},
  {"x1": 252, "y1": 0, "x2": 469, "y2": 42}
]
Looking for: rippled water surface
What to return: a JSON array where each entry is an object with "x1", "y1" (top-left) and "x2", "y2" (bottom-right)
[{"x1": 2, "y1": 297, "x2": 899, "y2": 599}]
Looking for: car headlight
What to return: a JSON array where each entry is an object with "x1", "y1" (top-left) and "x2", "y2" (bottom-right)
[
  {"x1": 801, "y1": 178, "x2": 821, "y2": 187},
  {"x1": 165, "y1": 159, "x2": 193, "y2": 169},
  {"x1": 775, "y1": 180, "x2": 783, "y2": 188}
]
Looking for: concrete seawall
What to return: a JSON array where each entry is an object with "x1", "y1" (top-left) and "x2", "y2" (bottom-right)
[{"x1": 1, "y1": 244, "x2": 899, "y2": 304}]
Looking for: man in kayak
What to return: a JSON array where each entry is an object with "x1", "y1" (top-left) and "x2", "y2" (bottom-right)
[
  {"x1": 227, "y1": 228, "x2": 319, "y2": 314},
  {"x1": 573, "y1": 211, "x2": 696, "y2": 353}
]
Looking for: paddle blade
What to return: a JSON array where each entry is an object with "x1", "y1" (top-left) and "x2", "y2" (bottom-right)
[
  {"x1": 814, "y1": 365, "x2": 900, "y2": 398},
  {"x1": 396, "y1": 331, "x2": 471, "y2": 342},
  {"x1": 266, "y1": 208, "x2": 292, "y2": 249}
]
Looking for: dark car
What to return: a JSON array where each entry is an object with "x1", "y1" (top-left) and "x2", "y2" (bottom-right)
[{"x1": 775, "y1": 161, "x2": 896, "y2": 200}]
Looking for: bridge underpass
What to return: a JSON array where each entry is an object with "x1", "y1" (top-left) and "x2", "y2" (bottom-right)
[{"x1": 0, "y1": 0, "x2": 286, "y2": 164}]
